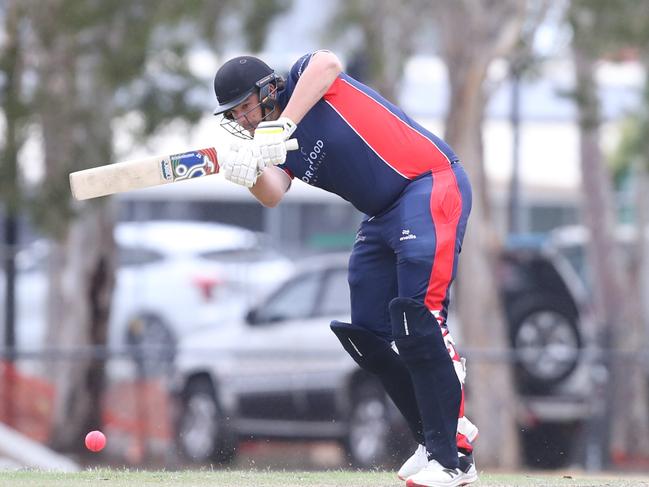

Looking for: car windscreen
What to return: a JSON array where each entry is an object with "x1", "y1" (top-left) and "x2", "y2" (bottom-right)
[
  {"x1": 118, "y1": 246, "x2": 165, "y2": 267},
  {"x1": 254, "y1": 271, "x2": 321, "y2": 323},
  {"x1": 199, "y1": 247, "x2": 280, "y2": 263},
  {"x1": 317, "y1": 268, "x2": 351, "y2": 316}
]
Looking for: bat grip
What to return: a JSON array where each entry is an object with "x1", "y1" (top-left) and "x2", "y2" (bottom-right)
[{"x1": 285, "y1": 139, "x2": 299, "y2": 151}]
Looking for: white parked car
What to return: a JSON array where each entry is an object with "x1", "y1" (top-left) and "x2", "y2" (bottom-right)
[
  {"x1": 4, "y1": 220, "x2": 294, "y2": 376},
  {"x1": 172, "y1": 253, "x2": 413, "y2": 468}
]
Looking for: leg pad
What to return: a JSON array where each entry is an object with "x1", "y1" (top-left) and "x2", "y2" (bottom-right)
[
  {"x1": 389, "y1": 297, "x2": 461, "y2": 468},
  {"x1": 330, "y1": 320, "x2": 424, "y2": 444}
]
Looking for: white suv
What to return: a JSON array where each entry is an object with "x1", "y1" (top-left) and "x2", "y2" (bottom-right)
[
  {"x1": 5, "y1": 220, "x2": 294, "y2": 376},
  {"x1": 172, "y1": 253, "x2": 413, "y2": 468}
]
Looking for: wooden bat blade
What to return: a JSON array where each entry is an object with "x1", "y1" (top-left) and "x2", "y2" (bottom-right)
[
  {"x1": 69, "y1": 139, "x2": 299, "y2": 200},
  {"x1": 69, "y1": 147, "x2": 220, "y2": 200},
  {"x1": 70, "y1": 156, "x2": 168, "y2": 200}
]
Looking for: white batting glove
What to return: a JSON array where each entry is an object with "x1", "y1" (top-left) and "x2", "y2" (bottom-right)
[
  {"x1": 220, "y1": 143, "x2": 263, "y2": 188},
  {"x1": 253, "y1": 116, "x2": 297, "y2": 166}
]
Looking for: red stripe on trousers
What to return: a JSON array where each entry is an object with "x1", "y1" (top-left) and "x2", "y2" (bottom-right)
[
  {"x1": 324, "y1": 78, "x2": 450, "y2": 177},
  {"x1": 424, "y1": 168, "x2": 462, "y2": 314},
  {"x1": 426, "y1": 169, "x2": 470, "y2": 449},
  {"x1": 426, "y1": 172, "x2": 471, "y2": 451}
]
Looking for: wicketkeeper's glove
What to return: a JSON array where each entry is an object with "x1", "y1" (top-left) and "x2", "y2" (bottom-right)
[{"x1": 253, "y1": 117, "x2": 297, "y2": 166}]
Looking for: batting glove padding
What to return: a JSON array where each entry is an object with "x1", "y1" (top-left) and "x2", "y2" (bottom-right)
[
  {"x1": 220, "y1": 143, "x2": 263, "y2": 188},
  {"x1": 253, "y1": 116, "x2": 297, "y2": 166}
]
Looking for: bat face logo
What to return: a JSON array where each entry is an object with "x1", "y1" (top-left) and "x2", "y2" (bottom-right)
[{"x1": 169, "y1": 148, "x2": 219, "y2": 182}]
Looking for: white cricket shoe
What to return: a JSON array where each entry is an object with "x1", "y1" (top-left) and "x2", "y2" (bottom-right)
[
  {"x1": 406, "y1": 458, "x2": 478, "y2": 487},
  {"x1": 398, "y1": 447, "x2": 477, "y2": 483},
  {"x1": 458, "y1": 452, "x2": 478, "y2": 483},
  {"x1": 398, "y1": 444, "x2": 429, "y2": 480}
]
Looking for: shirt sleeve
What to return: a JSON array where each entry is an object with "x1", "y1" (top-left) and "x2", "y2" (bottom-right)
[{"x1": 288, "y1": 50, "x2": 334, "y2": 83}]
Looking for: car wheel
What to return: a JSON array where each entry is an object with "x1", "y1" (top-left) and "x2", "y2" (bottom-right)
[
  {"x1": 343, "y1": 379, "x2": 395, "y2": 468},
  {"x1": 126, "y1": 314, "x2": 176, "y2": 378},
  {"x1": 508, "y1": 294, "x2": 581, "y2": 392},
  {"x1": 176, "y1": 377, "x2": 236, "y2": 465}
]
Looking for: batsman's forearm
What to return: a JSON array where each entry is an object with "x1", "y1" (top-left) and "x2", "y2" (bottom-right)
[
  {"x1": 281, "y1": 51, "x2": 342, "y2": 124},
  {"x1": 249, "y1": 166, "x2": 291, "y2": 207}
]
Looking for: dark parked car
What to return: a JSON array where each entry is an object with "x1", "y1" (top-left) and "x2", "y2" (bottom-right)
[
  {"x1": 499, "y1": 234, "x2": 589, "y2": 392},
  {"x1": 497, "y1": 235, "x2": 595, "y2": 468},
  {"x1": 172, "y1": 238, "x2": 593, "y2": 468}
]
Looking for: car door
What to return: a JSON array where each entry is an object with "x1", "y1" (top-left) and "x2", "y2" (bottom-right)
[
  {"x1": 226, "y1": 269, "x2": 324, "y2": 424},
  {"x1": 291, "y1": 265, "x2": 355, "y2": 423}
]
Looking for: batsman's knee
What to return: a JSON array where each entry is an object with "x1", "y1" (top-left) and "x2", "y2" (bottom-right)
[
  {"x1": 389, "y1": 297, "x2": 450, "y2": 364},
  {"x1": 389, "y1": 297, "x2": 444, "y2": 339},
  {"x1": 330, "y1": 320, "x2": 393, "y2": 374}
]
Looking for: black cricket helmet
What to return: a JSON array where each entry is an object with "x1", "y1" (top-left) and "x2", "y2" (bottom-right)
[{"x1": 213, "y1": 56, "x2": 284, "y2": 138}]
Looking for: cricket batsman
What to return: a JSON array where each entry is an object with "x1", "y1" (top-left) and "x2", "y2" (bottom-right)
[{"x1": 214, "y1": 50, "x2": 478, "y2": 487}]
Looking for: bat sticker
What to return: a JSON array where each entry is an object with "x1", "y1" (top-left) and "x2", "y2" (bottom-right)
[
  {"x1": 160, "y1": 159, "x2": 173, "y2": 181},
  {"x1": 171, "y1": 148, "x2": 219, "y2": 181}
]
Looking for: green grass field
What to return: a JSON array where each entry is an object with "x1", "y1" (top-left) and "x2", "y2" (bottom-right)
[{"x1": 1, "y1": 469, "x2": 649, "y2": 487}]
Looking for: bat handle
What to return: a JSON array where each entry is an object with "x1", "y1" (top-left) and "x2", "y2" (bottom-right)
[{"x1": 285, "y1": 139, "x2": 299, "y2": 151}]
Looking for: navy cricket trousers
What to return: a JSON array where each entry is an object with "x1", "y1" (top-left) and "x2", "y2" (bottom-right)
[{"x1": 348, "y1": 162, "x2": 472, "y2": 341}]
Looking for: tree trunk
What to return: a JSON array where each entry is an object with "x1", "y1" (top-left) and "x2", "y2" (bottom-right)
[
  {"x1": 444, "y1": 61, "x2": 520, "y2": 469},
  {"x1": 341, "y1": 0, "x2": 420, "y2": 101},
  {"x1": 33, "y1": 1, "x2": 117, "y2": 451},
  {"x1": 433, "y1": 0, "x2": 530, "y2": 469},
  {"x1": 572, "y1": 42, "x2": 637, "y2": 467},
  {"x1": 45, "y1": 210, "x2": 115, "y2": 450},
  {"x1": 610, "y1": 163, "x2": 649, "y2": 461},
  {"x1": 625, "y1": 164, "x2": 649, "y2": 457},
  {"x1": 0, "y1": 0, "x2": 26, "y2": 429}
]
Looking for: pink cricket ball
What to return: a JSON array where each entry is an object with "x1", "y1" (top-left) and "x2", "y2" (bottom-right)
[{"x1": 85, "y1": 430, "x2": 106, "y2": 452}]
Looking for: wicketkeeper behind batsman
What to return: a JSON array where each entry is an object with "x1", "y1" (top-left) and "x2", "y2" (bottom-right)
[{"x1": 214, "y1": 50, "x2": 478, "y2": 487}]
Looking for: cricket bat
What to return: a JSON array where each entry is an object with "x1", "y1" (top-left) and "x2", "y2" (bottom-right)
[{"x1": 69, "y1": 139, "x2": 299, "y2": 200}]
